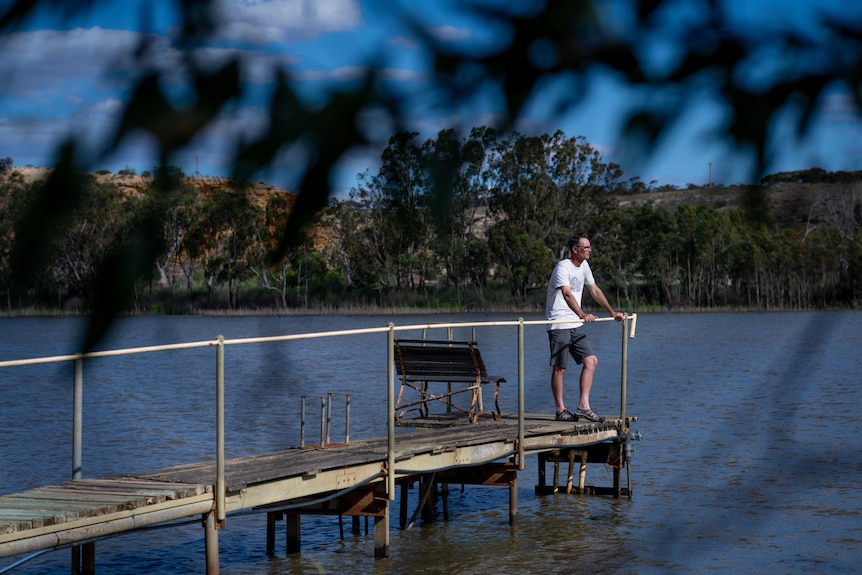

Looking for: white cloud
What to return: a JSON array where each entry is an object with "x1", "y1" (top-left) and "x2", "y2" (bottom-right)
[
  {"x1": 294, "y1": 65, "x2": 367, "y2": 82},
  {"x1": 0, "y1": 27, "x2": 143, "y2": 99},
  {"x1": 294, "y1": 65, "x2": 424, "y2": 83},
  {"x1": 214, "y1": 0, "x2": 362, "y2": 44},
  {"x1": 430, "y1": 25, "x2": 471, "y2": 43},
  {"x1": 389, "y1": 35, "x2": 419, "y2": 50}
]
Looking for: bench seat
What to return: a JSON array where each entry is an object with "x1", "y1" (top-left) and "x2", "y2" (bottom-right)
[{"x1": 393, "y1": 339, "x2": 505, "y2": 423}]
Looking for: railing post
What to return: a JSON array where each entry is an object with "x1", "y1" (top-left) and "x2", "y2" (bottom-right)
[
  {"x1": 517, "y1": 318, "x2": 525, "y2": 470},
  {"x1": 72, "y1": 357, "x2": 84, "y2": 575},
  {"x1": 344, "y1": 393, "x2": 351, "y2": 444},
  {"x1": 216, "y1": 335, "x2": 225, "y2": 524},
  {"x1": 619, "y1": 315, "x2": 629, "y2": 423},
  {"x1": 325, "y1": 393, "x2": 332, "y2": 445},
  {"x1": 387, "y1": 323, "x2": 395, "y2": 500},
  {"x1": 72, "y1": 357, "x2": 83, "y2": 481},
  {"x1": 320, "y1": 397, "x2": 326, "y2": 446},
  {"x1": 300, "y1": 396, "x2": 306, "y2": 447}
]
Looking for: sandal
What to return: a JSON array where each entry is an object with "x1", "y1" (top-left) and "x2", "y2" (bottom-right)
[
  {"x1": 574, "y1": 407, "x2": 605, "y2": 423},
  {"x1": 555, "y1": 409, "x2": 579, "y2": 422}
]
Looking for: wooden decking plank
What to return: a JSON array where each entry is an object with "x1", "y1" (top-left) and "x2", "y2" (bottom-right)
[
  {"x1": 221, "y1": 451, "x2": 389, "y2": 490},
  {"x1": 74, "y1": 478, "x2": 208, "y2": 491},
  {"x1": 0, "y1": 519, "x2": 36, "y2": 535},
  {"x1": 49, "y1": 481, "x2": 207, "y2": 499},
  {"x1": 9, "y1": 484, "x2": 170, "y2": 504},
  {"x1": 130, "y1": 445, "x2": 391, "y2": 491},
  {"x1": 0, "y1": 512, "x2": 43, "y2": 528},
  {"x1": 24, "y1": 488, "x2": 164, "y2": 508},
  {"x1": 2, "y1": 490, "x2": 130, "y2": 508},
  {"x1": 0, "y1": 495, "x2": 117, "y2": 516},
  {"x1": 0, "y1": 503, "x2": 78, "y2": 523}
]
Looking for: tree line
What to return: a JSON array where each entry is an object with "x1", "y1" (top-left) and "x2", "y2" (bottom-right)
[{"x1": 2, "y1": 129, "x2": 861, "y2": 314}]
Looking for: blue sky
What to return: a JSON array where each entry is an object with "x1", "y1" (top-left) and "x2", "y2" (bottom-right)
[{"x1": 1, "y1": 0, "x2": 860, "y2": 195}]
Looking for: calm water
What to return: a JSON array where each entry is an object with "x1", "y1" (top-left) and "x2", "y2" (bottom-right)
[{"x1": 1, "y1": 311, "x2": 861, "y2": 574}]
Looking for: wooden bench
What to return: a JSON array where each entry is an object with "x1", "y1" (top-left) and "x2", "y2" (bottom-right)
[{"x1": 393, "y1": 339, "x2": 505, "y2": 423}]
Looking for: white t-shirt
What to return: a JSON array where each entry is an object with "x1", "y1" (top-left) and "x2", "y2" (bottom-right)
[{"x1": 545, "y1": 258, "x2": 595, "y2": 330}]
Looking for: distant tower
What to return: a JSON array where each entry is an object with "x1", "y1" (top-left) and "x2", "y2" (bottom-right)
[{"x1": 708, "y1": 162, "x2": 713, "y2": 189}]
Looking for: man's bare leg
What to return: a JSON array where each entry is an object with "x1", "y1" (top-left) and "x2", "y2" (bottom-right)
[
  {"x1": 551, "y1": 365, "x2": 567, "y2": 413},
  {"x1": 577, "y1": 355, "x2": 598, "y2": 410}
]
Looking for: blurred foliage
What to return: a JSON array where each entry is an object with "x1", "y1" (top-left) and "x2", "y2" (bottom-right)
[{"x1": 2, "y1": 0, "x2": 861, "y2": 349}]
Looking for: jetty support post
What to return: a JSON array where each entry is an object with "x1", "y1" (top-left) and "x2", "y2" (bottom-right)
[
  {"x1": 205, "y1": 511, "x2": 220, "y2": 575},
  {"x1": 509, "y1": 473, "x2": 518, "y2": 526},
  {"x1": 265, "y1": 511, "x2": 283, "y2": 556},
  {"x1": 565, "y1": 450, "x2": 587, "y2": 494},
  {"x1": 374, "y1": 503, "x2": 389, "y2": 559},
  {"x1": 286, "y1": 514, "x2": 301, "y2": 553}
]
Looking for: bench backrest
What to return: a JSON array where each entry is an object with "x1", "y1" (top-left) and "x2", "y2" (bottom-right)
[{"x1": 394, "y1": 339, "x2": 490, "y2": 382}]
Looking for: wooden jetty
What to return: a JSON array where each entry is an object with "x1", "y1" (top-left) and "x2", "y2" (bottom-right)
[
  {"x1": 0, "y1": 315, "x2": 639, "y2": 574},
  {"x1": 0, "y1": 413, "x2": 636, "y2": 572}
]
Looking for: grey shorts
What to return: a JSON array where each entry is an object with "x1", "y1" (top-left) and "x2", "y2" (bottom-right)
[{"x1": 548, "y1": 328, "x2": 594, "y2": 369}]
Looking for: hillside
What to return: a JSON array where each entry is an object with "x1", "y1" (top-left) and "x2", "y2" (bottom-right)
[
  {"x1": 616, "y1": 182, "x2": 861, "y2": 230},
  {"x1": 11, "y1": 166, "x2": 860, "y2": 234},
  {"x1": 9, "y1": 166, "x2": 295, "y2": 210}
]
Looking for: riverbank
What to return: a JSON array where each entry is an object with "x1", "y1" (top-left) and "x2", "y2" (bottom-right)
[{"x1": 3, "y1": 301, "x2": 850, "y2": 320}]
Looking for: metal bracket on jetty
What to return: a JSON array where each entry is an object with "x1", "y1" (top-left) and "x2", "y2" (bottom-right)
[{"x1": 0, "y1": 314, "x2": 639, "y2": 575}]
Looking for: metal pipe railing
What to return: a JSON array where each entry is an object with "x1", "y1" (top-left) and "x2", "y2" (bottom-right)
[{"x1": 326, "y1": 392, "x2": 351, "y2": 444}]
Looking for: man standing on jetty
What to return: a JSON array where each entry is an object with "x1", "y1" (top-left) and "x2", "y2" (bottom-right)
[{"x1": 546, "y1": 233, "x2": 623, "y2": 422}]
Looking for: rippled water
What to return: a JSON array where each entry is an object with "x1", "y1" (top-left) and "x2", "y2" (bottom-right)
[{"x1": 2, "y1": 311, "x2": 861, "y2": 574}]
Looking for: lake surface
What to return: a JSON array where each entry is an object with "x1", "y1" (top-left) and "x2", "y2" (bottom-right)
[{"x1": 1, "y1": 311, "x2": 861, "y2": 574}]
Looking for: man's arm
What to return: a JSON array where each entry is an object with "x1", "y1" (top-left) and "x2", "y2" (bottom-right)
[
  {"x1": 586, "y1": 283, "x2": 624, "y2": 322},
  {"x1": 559, "y1": 285, "x2": 588, "y2": 320}
]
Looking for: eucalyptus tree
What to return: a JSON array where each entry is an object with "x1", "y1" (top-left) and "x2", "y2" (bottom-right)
[
  {"x1": 487, "y1": 131, "x2": 623, "y2": 301},
  {"x1": 250, "y1": 192, "x2": 321, "y2": 310},
  {"x1": 145, "y1": 166, "x2": 199, "y2": 295},
  {"x1": 334, "y1": 133, "x2": 433, "y2": 297},
  {"x1": 327, "y1": 186, "x2": 377, "y2": 292},
  {"x1": 672, "y1": 205, "x2": 732, "y2": 307},
  {"x1": 195, "y1": 187, "x2": 261, "y2": 309},
  {"x1": 602, "y1": 201, "x2": 673, "y2": 308},
  {"x1": 423, "y1": 126, "x2": 497, "y2": 301},
  {"x1": 543, "y1": 131, "x2": 625, "y2": 254},
  {"x1": 46, "y1": 175, "x2": 143, "y2": 306},
  {"x1": 0, "y1": 166, "x2": 28, "y2": 310},
  {"x1": 379, "y1": 131, "x2": 434, "y2": 290},
  {"x1": 249, "y1": 193, "x2": 290, "y2": 309},
  {"x1": 486, "y1": 133, "x2": 555, "y2": 301}
]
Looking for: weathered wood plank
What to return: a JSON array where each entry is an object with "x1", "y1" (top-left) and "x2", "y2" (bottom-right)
[
  {"x1": 69, "y1": 478, "x2": 209, "y2": 494},
  {"x1": 15, "y1": 489, "x2": 159, "y2": 510},
  {"x1": 0, "y1": 495, "x2": 116, "y2": 511}
]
